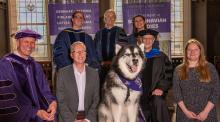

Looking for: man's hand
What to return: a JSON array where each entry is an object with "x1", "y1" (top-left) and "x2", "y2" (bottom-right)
[
  {"x1": 152, "y1": 89, "x2": 163, "y2": 96},
  {"x1": 47, "y1": 101, "x2": 57, "y2": 120},
  {"x1": 36, "y1": 110, "x2": 51, "y2": 121},
  {"x1": 37, "y1": 101, "x2": 57, "y2": 121}
]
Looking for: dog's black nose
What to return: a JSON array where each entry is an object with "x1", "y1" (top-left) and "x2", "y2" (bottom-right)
[{"x1": 132, "y1": 59, "x2": 138, "y2": 65}]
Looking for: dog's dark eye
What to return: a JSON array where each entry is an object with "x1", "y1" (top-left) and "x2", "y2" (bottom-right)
[
  {"x1": 124, "y1": 54, "x2": 131, "y2": 57},
  {"x1": 134, "y1": 53, "x2": 139, "y2": 56}
]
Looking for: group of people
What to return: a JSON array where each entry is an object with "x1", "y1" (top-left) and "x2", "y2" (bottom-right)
[
  {"x1": 0, "y1": 9, "x2": 219, "y2": 122},
  {"x1": 53, "y1": 9, "x2": 173, "y2": 122}
]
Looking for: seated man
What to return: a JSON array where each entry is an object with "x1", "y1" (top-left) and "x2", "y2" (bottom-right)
[
  {"x1": 0, "y1": 29, "x2": 57, "y2": 122},
  {"x1": 56, "y1": 41, "x2": 100, "y2": 122},
  {"x1": 139, "y1": 29, "x2": 173, "y2": 122}
]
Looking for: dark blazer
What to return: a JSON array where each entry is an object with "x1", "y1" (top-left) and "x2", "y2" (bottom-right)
[{"x1": 56, "y1": 65, "x2": 100, "y2": 122}]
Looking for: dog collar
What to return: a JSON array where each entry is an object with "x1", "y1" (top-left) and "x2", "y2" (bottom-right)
[{"x1": 119, "y1": 76, "x2": 142, "y2": 91}]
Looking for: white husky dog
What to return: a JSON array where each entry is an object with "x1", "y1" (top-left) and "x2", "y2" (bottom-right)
[{"x1": 98, "y1": 44, "x2": 145, "y2": 122}]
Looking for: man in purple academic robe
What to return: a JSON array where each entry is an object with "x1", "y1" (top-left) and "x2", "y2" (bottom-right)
[{"x1": 0, "y1": 29, "x2": 57, "y2": 122}]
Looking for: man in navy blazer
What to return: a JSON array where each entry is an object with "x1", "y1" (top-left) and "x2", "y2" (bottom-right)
[{"x1": 56, "y1": 41, "x2": 100, "y2": 122}]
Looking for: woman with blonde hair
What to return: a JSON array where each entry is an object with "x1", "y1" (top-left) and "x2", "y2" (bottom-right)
[{"x1": 173, "y1": 38, "x2": 220, "y2": 122}]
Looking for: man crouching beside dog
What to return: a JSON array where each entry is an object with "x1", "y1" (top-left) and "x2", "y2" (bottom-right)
[{"x1": 98, "y1": 43, "x2": 145, "y2": 122}]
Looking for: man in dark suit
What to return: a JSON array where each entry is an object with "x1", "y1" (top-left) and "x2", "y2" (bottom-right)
[{"x1": 56, "y1": 41, "x2": 100, "y2": 122}]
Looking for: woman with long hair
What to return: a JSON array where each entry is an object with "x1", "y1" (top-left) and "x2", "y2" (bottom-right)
[{"x1": 173, "y1": 38, "x2": 220, "y2": 122}]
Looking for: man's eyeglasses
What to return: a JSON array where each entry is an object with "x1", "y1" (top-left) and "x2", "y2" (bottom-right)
[
  {"x1": 74, "y1": 15, "x2": 84, "y2": 20},
  {"x1": 72, "y1": 50, "x2": 86, "y2": 54}
]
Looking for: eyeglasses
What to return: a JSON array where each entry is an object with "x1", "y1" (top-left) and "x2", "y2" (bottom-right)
[
  {"x1": 72, "y1": 50, "x2": 86, "y2": 54},
  {"x1": 74, "y1": 15, "x2": 84, "y2": 20}
]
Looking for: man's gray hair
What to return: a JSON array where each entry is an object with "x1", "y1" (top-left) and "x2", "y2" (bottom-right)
[{"x1": 70, "y1": 41, "x2": 86, "y2": 53}]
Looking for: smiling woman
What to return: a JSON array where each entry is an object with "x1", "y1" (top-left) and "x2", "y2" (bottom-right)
[
  {"x1": 173, "y1": 38, "x2": 220, "y2": 122},
  {"x1": 186, "y1": 43, "x2": 201, "y2": 65}
]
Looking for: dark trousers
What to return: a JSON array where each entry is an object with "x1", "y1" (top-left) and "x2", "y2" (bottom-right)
[{"x1": 141, "y1": 96, "x2": 171, "y2": 122}]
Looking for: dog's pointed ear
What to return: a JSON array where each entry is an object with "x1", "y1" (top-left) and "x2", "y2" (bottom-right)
[
  {"x1": 115, "y1": 44, "x2": 122, "y2": 55},
  {"x1": 139, "y1": 43, "x2": 145, "y2": 53}
]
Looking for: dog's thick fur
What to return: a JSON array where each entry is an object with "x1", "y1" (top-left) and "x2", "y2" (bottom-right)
[{"x1": 98, "y1": 44, "x2": 145, "y2": 122}]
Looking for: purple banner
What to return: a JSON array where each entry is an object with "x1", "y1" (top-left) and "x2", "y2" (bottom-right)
[
  {"x1": 123, "y1": 2, "x2": 171, "y2": 34},
  {"x1": 48, "y1": 3, "x2": 99, "y2": 35}
]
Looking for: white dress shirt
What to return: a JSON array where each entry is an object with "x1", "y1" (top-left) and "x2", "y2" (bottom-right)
[{"x1": 73, "y1": 64, "x2": 86, "y2": 111}]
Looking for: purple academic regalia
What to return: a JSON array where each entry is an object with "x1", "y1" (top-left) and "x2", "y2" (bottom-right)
[{"x1": 0, "y1": 53, "x2": 56, "y2": 122}]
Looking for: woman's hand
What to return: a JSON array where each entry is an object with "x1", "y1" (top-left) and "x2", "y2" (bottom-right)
[
  {"x1": 197, "y1": 110, "x2": 209, "y2": 121},
  {"x1": 183, "y1": 109, "x2": 197, "y2": 119},
  {"x1": 196, "y1": 101, "x2": 214, "y2": 121}
]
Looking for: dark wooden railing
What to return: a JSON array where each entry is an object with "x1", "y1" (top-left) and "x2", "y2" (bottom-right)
[{"x1": 38, "y1": 61, "x2": 54, "y2": 92}]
